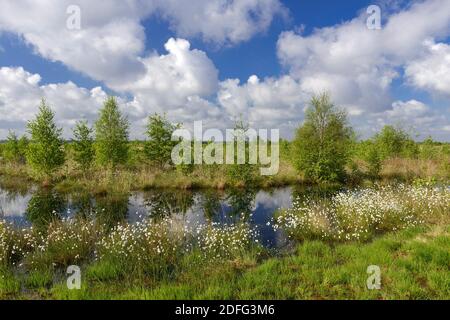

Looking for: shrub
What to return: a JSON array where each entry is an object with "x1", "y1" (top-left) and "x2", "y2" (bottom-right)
[
  {"x1": 94, "y1": 97, "x2": 129, "y2": 169},
  {"x1": 226, "y1": 119, "x2": 257, "y2": 185},
  {"x1": 26, "y1": 99, "x2": 65, "y2": 179},
  {"x1": 364, "y1": 141, "x2": 382, "y2": 178},
  {"x1": 442, "y1": 144, "x2": 450, "y2": 157},
  {"x1": 145, "y1": 113, "x2": 180, "y2": 169},
  {"x1": 292, "y1": 93, "x2": 353, "y2": 183},
  {"x1": 374, "y1": 125, "x2": 418, "y2": 159},
  {"x1": 2, "y1": 131, "x2": 28, "y2": 164},
  {"x1": 227, "y1": 162, "x2": 257, "y2": 185},
  {"x1": 72, "y1": 120, "x2": 95, "y2": 173}
]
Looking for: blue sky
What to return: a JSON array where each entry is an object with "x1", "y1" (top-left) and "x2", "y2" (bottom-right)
[
  {"x1": 1, "y1": 0, "x2": 377, "y2": 84},
  {"x1": 0, "y1": 0, "x2": 449, "y2": 140}
]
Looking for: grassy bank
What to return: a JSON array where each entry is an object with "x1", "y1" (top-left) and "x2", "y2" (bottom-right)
[
  {"x1": 0, "y1": 153, "x2": 299, "y2": 193},
  {"x1": 1, "y1": 154, "x2": 449, "y2": 194},
  {"x1": 1, "y1": 224, "x2": 449, "y2": 300},
  {"x1": 1, "y1": 184, "x2": 449, "y2": 300}
]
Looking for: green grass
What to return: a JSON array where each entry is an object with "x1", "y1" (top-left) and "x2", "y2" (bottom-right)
[
  {"x1": 142, "y1": 225, "x2": 448, "y2": 300},
  {"x1": 24, "y1": 269, "x2": 54, "y2": 289},
  {"x1": 85, "y1": 259, "x2": 126, "y2": 282},
  {"x1": 2, "y1": 224, "x2": 449, "y2": 300},
  {"x1": 0, "y1": 268, "x2": 21, "y2": 298},
  {"x1": 1, "y1": 140, "x2": 449, "y2": 194}
]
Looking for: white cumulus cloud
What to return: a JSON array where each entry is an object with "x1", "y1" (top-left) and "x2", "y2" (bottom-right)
[
  {"x1": 158, "y1": 0, "x2": 288, "y2": 45},
  {"x1": 0, "y1": 0, "x2": 286, "y2": 86},
  {"x1": 0, "y1": 66, "x2": 107, "y2": 138},
  {"x1": 405, "y1": 41, "x2": 450, "y2": 96}
]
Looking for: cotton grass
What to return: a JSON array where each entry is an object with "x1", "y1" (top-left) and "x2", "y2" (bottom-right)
[
  {"x1": 274, "y1": 184, "x2": 450, "y2": 242},
  {"x1": 1, "y1": 214, "x2": 262, "y2": 275}
]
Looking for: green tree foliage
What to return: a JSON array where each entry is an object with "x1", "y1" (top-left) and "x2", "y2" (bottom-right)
[
  {"x1": 3, "y1": 131, "x2": 28, "y2": 164},
  {"x1": 94, "y1": 97, "x2": 129, "y2": 169},
  {"x1": 292, "y1": 93, "x2": 353, "y2": 183},
  {"x1": 227, "y1": 119, "x2": 257, "y2": 185},
  {"x1": 442, "y1": 144, "x2": 450, "y2": 157},
  {"x1": 364, "y1": 141, "x2": 382, "y2": 178},
  {"x1": 374, "y1": 125, "x2": 418, "y2": 159},
  {"x1": 279, "y1": 139, "x2": 291, "y2": 159},
  {"x1": 17, "y1": 136, "x2": 29, "y2": 161},
  {"x1": 72, "y1": 120, "x2": 95, "y2": 173},
  {"x1": 202, "y1": 140, "x2": 220, "y2": 178},
  {"x1": 26, "y1": 99, "x2": 65, "y2": 178},
  {"x1": 145, "y1": 113, "x2": 180, "y2": 169},
  {"x1": 419, "y1": 136, "x2": 439, "y2": 160}
]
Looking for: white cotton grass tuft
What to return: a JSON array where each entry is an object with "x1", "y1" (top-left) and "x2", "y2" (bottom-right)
[
  {"x1": 1, "y1": 215, "x2": 261, "y2": 270},
  {"x1": 273, "y1": 184, "x2": 450, "y2": 242}
]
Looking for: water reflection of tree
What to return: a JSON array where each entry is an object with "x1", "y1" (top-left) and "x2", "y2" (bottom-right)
[
  {"x1": 25, "y1": 189, "x2": 65, "y2": 231},
  {"x1": 201, "y1": 191, "x2": 222, "y2": 221},
  {"x1": 144, "y1": 189, "x2": 194, "y2": 220},
  {"x1": 71, "y1": 192, "x2": 95, "y2": 219},
  {"x1": 226, "y1": 188, "x2": 256, "y2": 219},
  {"x1": 95, "y1": 193, "x2": 129, "y2": 229}
]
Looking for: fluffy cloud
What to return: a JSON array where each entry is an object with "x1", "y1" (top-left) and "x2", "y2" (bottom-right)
[
  {"x1": 112, "y1": 37, "x2": 224, "y2": 136},
  {"x1": 0, "y1": 0, "x2": 287, "y2": 137},
  {"x1": 115, "y1": 38, "x2": 219, "y2": 111},
  {"x1": 0, "y1": 66, "x2": 107, "y2": 138},
  {"x1": 218, "y1": 75, "x2": 307, "y2": 136},
  {"x1": 355, "y1": 100, "x2": 450, "y2": 140},
  {"x1": 0, "y1": 65, "x2": 225, "y2": 139},
  {"x1": 158, "y1": 0, "x2": 287, "y2": 45},
  {"x1": 276, "y1": 0, "x2": 450, "y2": 115},
  {"x1": 0, "y1": 0, "x2": 285, "y2": 86},
  {"x1": 0, "y1": 57, "x2": 225, "y2": 140},
  {"x1": 0, "y1": 0, "x2": 153, "y2": 84},
  {"x1": 405, "y1": 41, "x2": 450, "y2": 95}
]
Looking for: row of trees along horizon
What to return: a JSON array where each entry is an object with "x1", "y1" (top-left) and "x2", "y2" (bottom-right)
[{"x1": 0, "y1": 94, "x2": 448, "y2": 184}]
